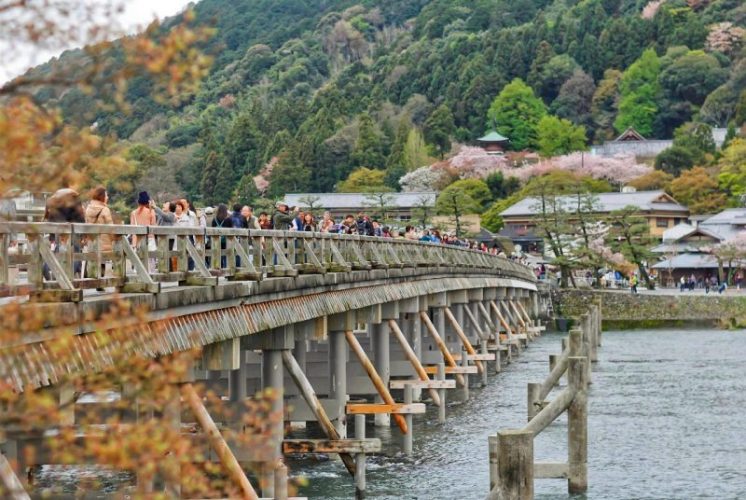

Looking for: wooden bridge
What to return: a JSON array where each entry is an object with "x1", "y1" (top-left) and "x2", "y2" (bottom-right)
[{"x1": 0, "y1": 222, "x2": 548, "y2": 499}]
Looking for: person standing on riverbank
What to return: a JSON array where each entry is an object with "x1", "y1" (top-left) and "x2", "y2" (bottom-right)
[{"x1": 630, "y1": 274, "x2": 638, "y2": 294}]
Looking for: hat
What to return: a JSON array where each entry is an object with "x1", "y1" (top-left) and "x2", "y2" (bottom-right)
[
  {"x1": 205, "y1": 206, "x2": 215, "y2": 214},
  {"x1": 137, "y1": 191, "x2": 150, "y2": 205},
  {"x1": 276, "y1": 201, "x2": 288, "y2": 208}
]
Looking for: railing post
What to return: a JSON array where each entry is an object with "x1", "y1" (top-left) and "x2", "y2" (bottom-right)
[
  {"x1": 494, "y1": 429, "x2": 534, "y2": 500},
  {"x1": 567, "y1": 356, "x2": 588, "y2": 494}
]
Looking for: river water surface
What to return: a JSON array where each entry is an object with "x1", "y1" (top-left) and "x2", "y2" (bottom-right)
[{"x1": 294, "y1": 329, "x2": 746, "y2": 499}]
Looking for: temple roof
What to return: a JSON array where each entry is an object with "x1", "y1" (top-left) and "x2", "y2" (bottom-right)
[{"x1": 478, "y1": 130, "x2": 509, "y2": 143}]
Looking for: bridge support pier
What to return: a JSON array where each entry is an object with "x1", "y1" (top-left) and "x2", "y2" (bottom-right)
[
  {"x1": 247, "y1": 326, "x2": 294, "y2": 499},
  {"x1": 328, "y1": 312, "x2": 353, "y2": 439}
]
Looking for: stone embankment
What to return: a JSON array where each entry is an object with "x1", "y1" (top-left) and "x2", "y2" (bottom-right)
[{"x1": 553, "y1": 289, "x2": 746, "y2": 327}]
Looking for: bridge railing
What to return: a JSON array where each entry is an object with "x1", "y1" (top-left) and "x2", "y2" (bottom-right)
[{"x1": 0, "y1": 222, "x2": 535, "y2": 301}]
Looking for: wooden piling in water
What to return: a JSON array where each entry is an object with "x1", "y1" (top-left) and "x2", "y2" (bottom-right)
[
  {"x1": 493, "y1": 430, "x2": 534, "y2": 500},
  {"x1": 567, "y1": 357, "x2": 588, "y2": 494},
  {"x1": 354, "y1": 414, "x2": 366, "y2": 499}
]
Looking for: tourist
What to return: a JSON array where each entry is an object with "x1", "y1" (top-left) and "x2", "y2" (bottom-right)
[
  {"x1": 130, "y1": 191, "x2": 156, "y2": 244},
  {"x1": 230, "y1": 203, "x2": 247, "y2": 229},
  {"x1": 174, "y1": 201, "x2": 192, "y2": 227},
  {"x1": 85, "y1": 186, "x2": 113, "y2": 290},
  {"x1": 718, "y1": 280, "x2": 727, "y2": 294},
  {"x1": 319, "y1": 211, "x2": 335, "y2": 233},
  {"x1": 242, "y1": 205, "x2": 260, "y2": 230},
  {"x1": 356, "y1": 212, "x2": 373, "y2": 236},
  {"x1": 212, "y1": 204, "x2": 233, "y2": 268},
  {"x1": 183, "y1": 199, "x2": 198, "y2": 226},
  {"x1": 258, "y1": 211, "x2": 272, "y2": 229},
  {"x1": 404, "y1": 225, "x2": 419, "y2": 241},
  {"x1": 300, "y1": 212, "x2": 314, "y2": 231},
  {"x1": 272, "y1": 202, "x2": 297, "y2": 231},
  {"x1": 735, "y1": 270, "x2": 742, "y2": 290},
  {"x1": 153, "y1": 201, "x2": 175, "y2": 226},
  {"x1": 630, "y1": 274, "x2": 638, "y2": 294},
  {"x1": 341, "y1": 214, "x2": 356, "y2": 234}
]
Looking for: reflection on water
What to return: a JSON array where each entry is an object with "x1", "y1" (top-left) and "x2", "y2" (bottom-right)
[{"x1": 295, "y1": 329, "x2": 746, "y2": 499}]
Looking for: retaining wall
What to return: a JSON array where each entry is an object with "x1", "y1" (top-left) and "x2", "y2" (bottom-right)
[{"x1": 552, "y1": 289, "x2": 746, "y2": 326}]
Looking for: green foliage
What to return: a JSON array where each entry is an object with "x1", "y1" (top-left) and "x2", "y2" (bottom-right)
[
  {"x1": 435, "y1": 183, "x2": 481, "y2": 237},
  {"x1": 484, "y1": 171, "x2": 520, "y2": 201},
  {"x1": 487, "y1": 78, "x2": 547, "y2": 151},
  {"x1": 655, "y1": 146, "x2": 695, "y2": 176},
  {"x1": 536, "y1": 115, "x2": 587, "y2": 157},
  {"x1": 669, "y1": 167, "x2": 727, "y2": 215},
  {"x1": 606, "y1": 206, "x2": 656, "y2": 289},
  {"x1": 351, "y1": 113, "x2": 388, "y2": 169},
  {"x1": 718, "y1": 138, "x2": 746, "y2": 199},
  {"x1": 659, "y1": 50, "x2": 728, "y2": 106},
  {"x1": 672, "y1": 122, "x2": 715, "y2": 164},
  {"x1": 614, "y1": 49, "x2": 661, "y2": 136},
  {"x1": 25, "y1": 0, "x2": 746, "y2": 206},
  {"x1": 338, "y1": 167, "x2": 391, "y2": 193},
  {"x1": 423, "y1": 104, "x2": 455, "y2": 159}
]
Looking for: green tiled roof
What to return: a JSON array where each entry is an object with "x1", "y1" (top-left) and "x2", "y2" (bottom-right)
[{"x1": 478, "y1": 130, "x2": 509, "y2": 142}]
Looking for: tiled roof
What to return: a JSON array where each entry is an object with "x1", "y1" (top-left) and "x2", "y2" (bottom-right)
[
  {"x1": 500, "y1": 190, "x2": 689, "y2": 217},
  {"x1": 652, "y1": 254, "x2": 719, "y2": 269},
  {"x1": 478, "y1": 131, "x2": 509, "y2": 142},
  {"x1": 282, "y1": 192, "x2": 437, "y2": 209}
]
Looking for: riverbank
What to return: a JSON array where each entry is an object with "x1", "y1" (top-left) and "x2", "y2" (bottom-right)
[{"x1": 553, "y1": 289, "x2": 746, "y2": 327}]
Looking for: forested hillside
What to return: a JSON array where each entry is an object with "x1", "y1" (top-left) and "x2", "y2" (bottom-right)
[{"x1": 24, "y1": 0, "x2": 746, "y2": 208}]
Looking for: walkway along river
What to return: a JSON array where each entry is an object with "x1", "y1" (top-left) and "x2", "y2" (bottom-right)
[{"x1": 293, "y1": 328, "x2": 746, "y2": 499}]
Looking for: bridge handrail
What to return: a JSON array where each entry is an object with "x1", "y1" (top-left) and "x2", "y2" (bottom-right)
[{"x1": 0, "y1": 222, "x2": 535, "y2": 300}]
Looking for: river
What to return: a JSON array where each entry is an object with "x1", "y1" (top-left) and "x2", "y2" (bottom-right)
[{"x1": 293, "y1": 328, "x2": 746, "y2": 499}]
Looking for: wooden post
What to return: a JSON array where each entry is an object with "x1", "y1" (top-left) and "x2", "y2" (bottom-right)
[
  {"x1": 0, "y1": 441, "x2": 29, "y2": 500},
  {"x1": 494, "y1": 429, "x2": 534, "y2": 500},
  {"x1": 354, "y1": 414, "x2": 366, "y2": 499},
  {"x1": 444, "y1": 307, "x2": 485, "y2": 374},
  {"x1": 388, "y1": 319, "x2": 441, "y2": 406},
  {"x1": 437, "y1": 363, "x2": 446, "y2": 424},
  {"x1": 567, "y1": 356, "x2": 588, "y2": 494},
  {"x1": 419, "y1": 311, "x2": 465, "y2": 387},
  {"x1": 330, "y1": 330, "x2": 348, "y2": 438},
  {"x1": 460, "y1": 347, "x2": 470, "y2": 401},
  {"x1": 345, "y1": 331, "x2": 408, "y2": 434},
  {"x1": 527, "y1": 383, "x2": 541, "y2": 421},
  {"x1": 273, "y1": 460, "x2": 288, "y2": 500},
  {"x1": 403, "y1": 385, "x2": 413, "y2": 455},
  {"x1": 281, "y1": 351, "x2": 357, "y2": 476},
  {"x1": 371, "y1": 322, "x2": 391, "y2": 427},
  {"x1": 181, "y1": 383, "x2": 259, "y2": 500},
  {"x1": 480, "y1": 338, "x2": 489, "y2": 387}
]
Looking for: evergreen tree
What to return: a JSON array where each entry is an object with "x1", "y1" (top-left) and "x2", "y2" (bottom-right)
[
  {"x1": 487, "y1": 78, "x2": 547, "y2": 151},
  {"x1": 614, "y1": 49, "x2": 661, "y2": 137},
  {"x1": 384, "y1": 117, "x2": 411, "y2": 190},
  {"x1": 424, "y1": 104, "x2": 455, "y2": 159},
  {"x1": 536, "y1": 115, "x2": 587, "y2": 157},
  {"x1": 350, "y1": 113, "x2": 387, "y2": 169}
]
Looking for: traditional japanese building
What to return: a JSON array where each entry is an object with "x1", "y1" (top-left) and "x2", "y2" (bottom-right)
[
  {"x1": 499, "y1": 190, "x2": 690, "y2": 238},
  {"x1": 477, "y1": 130, "x2": 509, "y2": 155}
]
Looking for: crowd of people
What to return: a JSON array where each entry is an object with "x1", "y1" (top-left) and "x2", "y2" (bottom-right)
[{"x1": 40, "y1": 188, "x2": 522, "y2": 259}]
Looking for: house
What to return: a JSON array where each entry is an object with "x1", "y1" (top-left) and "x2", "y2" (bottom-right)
[
  {"x1": 282, "y1": 192, "x2": 437, "y2": 223},
  {"x1": 499, "y1": 190, "x2": 690, "y2": 238},
  {"x1": 651, "y1": 224, "x2": 724, "y2": 286},
  {"x1": 651, "y1": 209, "x2": 746, "y2": 286},
  {"x1": 591, "y1": 126, "x2": 729, "y2": 158},
  {"x1": 0, "y1": 190, "x2": 50, "y2": 221}
]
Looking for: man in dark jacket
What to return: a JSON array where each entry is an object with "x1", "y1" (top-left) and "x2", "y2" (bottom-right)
[
  {"x1": 230, "y1": 203, "x2": 247, "y2": 229},
  {"x1": 356, "y1": 212, "x2": 374, "y2": 236},
  {"x1": 272, "y1": 203, "x2": 297, "y2": 231}
]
